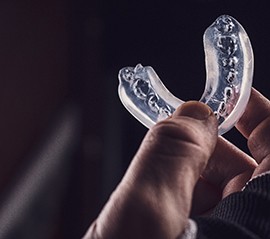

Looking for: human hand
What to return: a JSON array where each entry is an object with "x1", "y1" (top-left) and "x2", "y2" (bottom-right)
[
  {"x1": 191, "y1": 88, "x2": 270, "y2": 216},
  {"x1": 84, "y1": 88, "x2": 270, "y2": 239},
  {"x1": 84, "y1": 101, "x2": 218, "y2": 239}
]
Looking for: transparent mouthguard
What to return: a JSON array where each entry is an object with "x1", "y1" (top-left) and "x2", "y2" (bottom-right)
[{"x1": 118, "y1": 15, "x2": 254, "y2": 135}]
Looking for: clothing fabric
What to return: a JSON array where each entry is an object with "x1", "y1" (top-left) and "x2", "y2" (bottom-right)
[{"x1": 180, "y1": 172, "x2": 270, "y2": 239}]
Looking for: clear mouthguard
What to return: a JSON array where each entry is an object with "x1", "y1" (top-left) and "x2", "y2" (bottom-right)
[{"x1": 118, "y1": 15, "x2": 254, "y2": 135}]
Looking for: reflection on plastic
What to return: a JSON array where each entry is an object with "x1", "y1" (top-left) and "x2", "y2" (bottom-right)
[{"x1": 118, "y1": 15, "x2": 254, "y2": 135}]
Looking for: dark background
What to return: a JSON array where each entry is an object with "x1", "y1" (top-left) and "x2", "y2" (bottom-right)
[{"x1": 0, "y1": 0, "x2": 270, "y2": 238}]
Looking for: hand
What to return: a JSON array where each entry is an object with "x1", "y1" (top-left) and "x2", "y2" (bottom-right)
[
  {"x1": 191, "y1": 88, "x2": 270, "y2": 215},
  {"x1": 84, "y1": 101, "x2": 218, "y2": 239},
  {"x1": 84, "y1": 88, "x2": 270, "y2": 239}
]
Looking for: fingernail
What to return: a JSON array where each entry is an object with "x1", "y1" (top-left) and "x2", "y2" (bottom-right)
[{"x1": 173, "y1": 101, "x2": 213, "y2": 120}]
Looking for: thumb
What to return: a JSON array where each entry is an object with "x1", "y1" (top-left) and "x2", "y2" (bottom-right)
[
  {"x1": 120, "y1": 101, "x2": 218, "y2": 238},
  {"x1": 132, "y1": 101, "x2": 218, "y2": 187}
]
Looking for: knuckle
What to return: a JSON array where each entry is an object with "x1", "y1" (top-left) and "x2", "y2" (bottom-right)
[
  {"x1": 151, "y1": 119, "x2": 198, "y2": 144},
  {"x1": 140, "y1": 118, "x2": 216, "y2": 173},
  {"x1": 147, "y1": 119, "x2": 209, "y2": 159}
]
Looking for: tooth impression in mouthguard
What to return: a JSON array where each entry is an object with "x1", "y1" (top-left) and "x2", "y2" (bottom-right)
[{"x1": 118, "y1": 15, "x2": 254, "y2": 135}]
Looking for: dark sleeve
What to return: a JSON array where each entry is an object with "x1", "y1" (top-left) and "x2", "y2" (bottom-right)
[{"x1": 193, "y1": 173, "x2": 270, "y2": 239}]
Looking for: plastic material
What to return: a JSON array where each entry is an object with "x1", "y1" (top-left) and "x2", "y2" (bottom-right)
[{"x1": 118, "y1": 15, "x2": 254, "y2": 135}]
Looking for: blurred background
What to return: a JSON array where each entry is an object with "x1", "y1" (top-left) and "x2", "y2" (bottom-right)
[{"x1": 0, "y1": 0, "x2": 269, "y2": 238}]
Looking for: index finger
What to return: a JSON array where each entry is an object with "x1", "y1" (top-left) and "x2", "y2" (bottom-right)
[{"x1": 236, "y1": 88, "x2": 270, "y2": 138}]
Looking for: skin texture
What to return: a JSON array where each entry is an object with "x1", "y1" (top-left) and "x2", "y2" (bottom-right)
[{"x1": 84, "y1": 88, "x2": 270, "y2": 239}]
